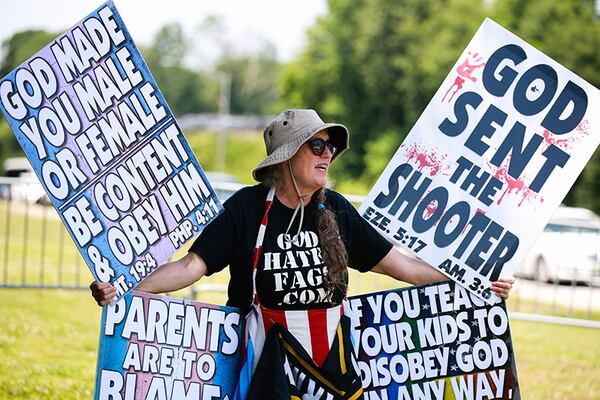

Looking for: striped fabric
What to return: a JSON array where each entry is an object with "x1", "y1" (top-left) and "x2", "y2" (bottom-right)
[
  {"x1": 250, "y1": 188, "x2": 273, "y2": 305},
  {"x1": 235, "y1": 304, "x2": 343, "y2": 400},
  {"x1": 261, "y1": 304, "x2": 342, "y2": 367},
  {"x1": 234, "y1": 187, "x2": 345, "y2": 400}
]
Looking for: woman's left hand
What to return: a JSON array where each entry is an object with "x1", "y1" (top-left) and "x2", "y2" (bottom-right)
[{"x1": 490, "y1": 277, "x2": 515, "y2": 300}]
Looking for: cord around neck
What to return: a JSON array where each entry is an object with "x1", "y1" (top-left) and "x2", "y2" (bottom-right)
[{"x1": 285, "y1": 161, "x2": 305, "y2": 244}]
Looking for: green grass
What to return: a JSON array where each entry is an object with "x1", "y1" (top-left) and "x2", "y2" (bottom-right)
[
  {"x1": 510, "y1": 320, "x2": 600, "y2": 399},
  {"x1": 0, "y1": 289, "x2": 101, "y2": 399},
  {"x1": 0, "y1": 288, "x2": 599, "y2": 399}
]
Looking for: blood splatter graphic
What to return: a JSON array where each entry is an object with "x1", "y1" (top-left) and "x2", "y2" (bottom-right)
[
  {"x1": 542, "y1": 118, "x2": 591, "y2": 151},
  {"x1": 575, "y1": 119, "x2": 591, "y2": 136},
  {"x1": 457, "y1": 52, "x2": 485, "y2": 81},
  {"x1": 442, "y1": 76, "x2": 466, "y2": 103},
  {"x1": 542, "y1": 129, "x2": 571, "y2": 148},
  {"x1": 403, "y1": 143, "x2": 450, "y2": 177},
  {"x1": 488, "y1": 162, "x2": 542, "y2": 207},
  {"x1": 491, "y1": 117, "x2": 589, "y2": 206},
  {"x1": 442, "y1": 51, "x2": 485, "y2": 103},
  {"x1": 417, "y1": 196, "x2": 445, "y2": 228},
  {"x1": 424, "y1": 200, "x2": 438, "y2": 220}
]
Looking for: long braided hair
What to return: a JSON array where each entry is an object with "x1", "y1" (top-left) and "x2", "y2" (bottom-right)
[{"x1": 314, "y1": 187, "x2": 348, "y2": 294}]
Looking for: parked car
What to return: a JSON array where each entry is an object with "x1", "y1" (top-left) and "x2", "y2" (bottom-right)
[
  {"x1": 518, "y1": 206, "x2": 600, "y2": 285},
  {"x1": 2, "y1": 157, "x2": 49, "y2": 204}
]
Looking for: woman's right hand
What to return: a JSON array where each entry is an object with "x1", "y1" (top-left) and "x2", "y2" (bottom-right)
[
  {"x1": 90, "y1": 281, "x2": 117, "y2": 306},
  {"x1": 89, "y1": 252, "x2": 207, "y2": 306}
]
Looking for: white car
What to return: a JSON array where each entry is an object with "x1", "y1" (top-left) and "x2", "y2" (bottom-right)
[
  {"x1": 2, "y1": 158, "x2": 49, "y2": 205},
  {"x1": 9, "y1": 171, "x2": 49, "y2": 204},
  {"x1": 518, "y1": 206, "x2": 600, "y2": 285}
]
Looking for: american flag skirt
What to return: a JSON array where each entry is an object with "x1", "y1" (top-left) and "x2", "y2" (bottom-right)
[{"x1": 234, "y1": 303, "x2": 343, "y2": 400}]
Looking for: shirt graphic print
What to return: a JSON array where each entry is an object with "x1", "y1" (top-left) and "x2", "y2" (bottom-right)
[{"x1": 260, "y1": 230, "x2": 334, "y2": 307}]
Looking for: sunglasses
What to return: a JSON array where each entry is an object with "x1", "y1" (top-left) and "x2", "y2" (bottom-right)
[{"x1": 306, "y1": 138, "x2": 338, "y2": 157}]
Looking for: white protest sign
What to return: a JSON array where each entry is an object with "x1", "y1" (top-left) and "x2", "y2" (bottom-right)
[
  {"x1": 360, "y1": 18, "x2": 600, "y2": 302},
  {"x1": 0, "y1": 1, "x2": 222, "y2": 297}
]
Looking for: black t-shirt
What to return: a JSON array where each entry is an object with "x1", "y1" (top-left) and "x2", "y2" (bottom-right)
[{"x1": 189, "y1": 184, "x2": 392, "y2": 313}]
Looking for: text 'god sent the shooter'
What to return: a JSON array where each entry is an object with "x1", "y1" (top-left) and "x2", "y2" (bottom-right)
[{"x1": 360, "y1": 18, "x2": 600, "y2": 303}]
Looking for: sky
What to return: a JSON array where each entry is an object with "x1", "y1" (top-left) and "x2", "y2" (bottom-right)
[{"x1": 0, "y1": 0, "x2": 328, "y2": 63}]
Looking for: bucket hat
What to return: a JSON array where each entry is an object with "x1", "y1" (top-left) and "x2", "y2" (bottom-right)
[{"x1": 252, "y1": 109, "x2": 349, "y2": 181}]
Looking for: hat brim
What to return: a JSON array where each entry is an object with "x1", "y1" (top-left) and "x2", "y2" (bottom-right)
[{"x1": 252, "y1": 123, "x2": 349, "y2": 181}]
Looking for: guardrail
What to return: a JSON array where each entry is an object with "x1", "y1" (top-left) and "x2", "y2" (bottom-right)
[{"x1": 0, "y1": 177, "x2": 598, "y2": 326}]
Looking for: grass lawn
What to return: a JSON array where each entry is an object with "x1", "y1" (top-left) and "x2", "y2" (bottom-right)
[
  {"x1": 510, "y1": 320, "x2": 600, "y2": 399},
  {"x1": 0, "y1": 288, "x2": 599, "y2": 399},
  {"x1": 0, "y1": 289, "x2": 101, "y2": 399}
]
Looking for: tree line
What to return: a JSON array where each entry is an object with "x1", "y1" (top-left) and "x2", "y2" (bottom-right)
[{"x1": 0, "y1": 0, "x2": 598, "y2": 213}]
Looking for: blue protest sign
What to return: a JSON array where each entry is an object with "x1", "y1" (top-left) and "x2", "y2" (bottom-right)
[
  {"x1": 95, "y1": 291, "x2": 242, "y2": 400},
  {"x1": 0, "y1": 1, "x2": 222, "y2": 297}
]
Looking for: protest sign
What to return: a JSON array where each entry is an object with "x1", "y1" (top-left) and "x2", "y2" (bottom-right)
[
  {"x1": 95, "y1": 291, "x2": 242, "y2": 400},
  {"x1": 346, "y1": 281, "x2": 520, "y2": 399},
  {"x1": 0, "y1": 1, "x2": 222, "y2": 297},
  {"x1": 359, "y1": 18, "x2": 600, "y2": 302}
]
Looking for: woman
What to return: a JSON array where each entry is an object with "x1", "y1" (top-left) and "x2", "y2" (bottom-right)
[{"x1": 91, "y1": 109, "x2": 513, "y2": 397}]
